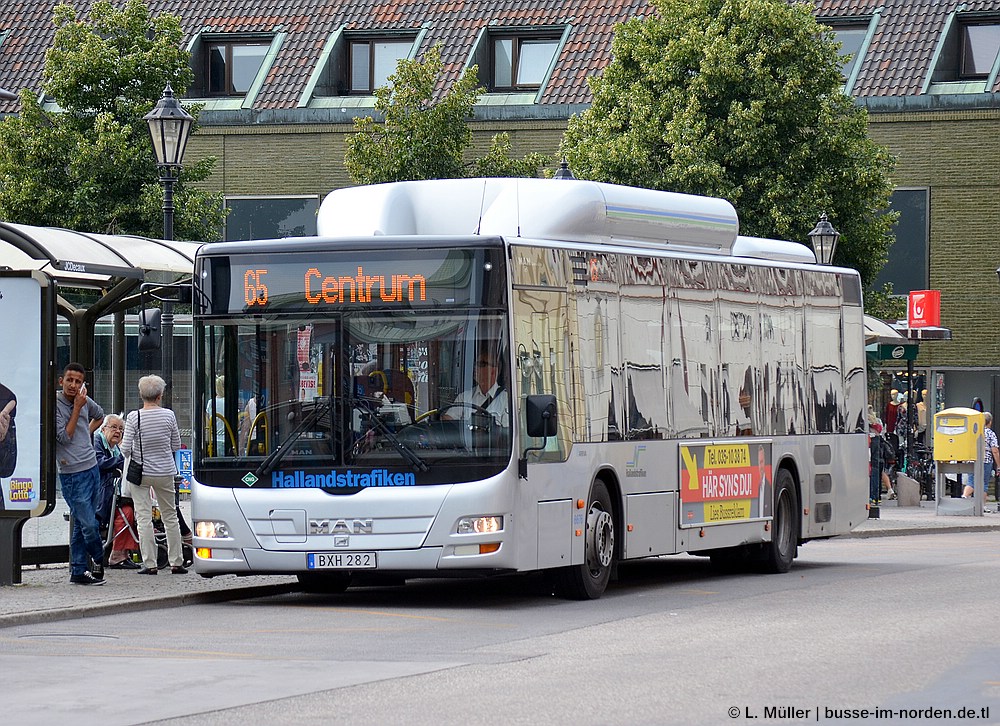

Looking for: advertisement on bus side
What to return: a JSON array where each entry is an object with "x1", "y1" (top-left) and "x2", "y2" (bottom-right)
[{"x1": 679, "y1": 441, "x2": 772, "y2": 527}]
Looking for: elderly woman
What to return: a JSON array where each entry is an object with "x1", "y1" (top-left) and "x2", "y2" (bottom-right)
[
  {"x1": 93, "y1": 414, "x2": 124, "y2": 533},
  {"x1": 121, "y1": 375, "x2": 185, "y2": 575},
  {"x1": 94, "y1": 414, "x2": 140, "y2": 569}
]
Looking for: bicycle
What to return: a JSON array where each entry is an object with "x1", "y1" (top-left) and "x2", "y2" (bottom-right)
[{"x1": 906, "y1": 444, "x2": 936, "y2": 501}]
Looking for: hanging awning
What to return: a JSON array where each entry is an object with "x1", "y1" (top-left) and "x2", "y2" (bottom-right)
[{"x1": 865, "y1": 315, "x2": 919, "y2": 362}]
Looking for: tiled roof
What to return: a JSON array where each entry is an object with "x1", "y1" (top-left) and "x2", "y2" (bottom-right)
[{"x1": 2, "y1": 0, "x2": 1000, "y2": 115}]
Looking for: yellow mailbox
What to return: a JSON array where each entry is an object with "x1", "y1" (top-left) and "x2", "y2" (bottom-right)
[{"x1": 933, "y1": 407, "x2": 984, "y2": 461}]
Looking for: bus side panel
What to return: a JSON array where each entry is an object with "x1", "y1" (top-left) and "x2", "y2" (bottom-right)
[{"x1": 624, "y1": 492, "x2": 676, "y2": 558}]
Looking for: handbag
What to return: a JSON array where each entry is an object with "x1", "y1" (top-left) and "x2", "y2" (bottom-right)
[{"x1": 125, "y1": 411, "x2": 144, "y2": 485}]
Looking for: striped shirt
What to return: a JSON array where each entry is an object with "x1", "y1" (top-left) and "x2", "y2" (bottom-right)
[{"x1": 121, "y1": 406, "x2": 180, "y2": 477}]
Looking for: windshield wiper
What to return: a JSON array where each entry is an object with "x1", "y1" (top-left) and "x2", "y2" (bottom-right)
[
  {"x1": 254, "y1": 396, "x2": 334, "y2": 479},
  {"x1": 353, "y1": 399, "x2": 429, "y2": 472}
]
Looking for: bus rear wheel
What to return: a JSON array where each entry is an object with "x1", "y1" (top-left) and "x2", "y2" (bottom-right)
[
  {"x1": 760, "y1": 468, "x2": 798, "y2": 574},
  {"x1": 296, "y1": 571, "x2": 352, "y2": 594},
  {"x1": 556, "y1": 479, "x2": 615, "y2": 600}
]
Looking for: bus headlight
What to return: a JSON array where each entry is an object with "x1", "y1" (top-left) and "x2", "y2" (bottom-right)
[
  {"x1": 195, "y1": 520, "x2": 231, "y2": 538},
  {"x1": 457, "y1": 515, "x2": 503, "y2": 534}
]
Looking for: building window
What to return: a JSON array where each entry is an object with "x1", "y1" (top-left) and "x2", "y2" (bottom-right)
[
  {"x1": 826, "y1": 23, "x2": 868, "y2": 81},
  {"x1": 960, "y1": 23, "x2": 1000, "y2": 78},
  {"x1": 490, "y1": 36, "x2": 559, "y2": 91},
  {"x1": 207, "y1": 42, "x2": 269, "y2": 96},
  {"x1": 348, "y1": 39, "x2": 412, "y2": 93},
  {"x1": 873, "y1": 189, "x2": 929, "y2": 296},
  {"x1": 224, "y1": 196, "x2": 319, "y2": 241}
]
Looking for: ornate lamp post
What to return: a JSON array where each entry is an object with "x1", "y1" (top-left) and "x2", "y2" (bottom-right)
[
  {"x1": 143, "y1": 84, "x2": 193, "y2": 408},
  {"x1": 553, "y1": 158, "x2": 576, "y2": 180},
  {"x1": 808, "y1": 212, "x2": 840, "y2": 265}
]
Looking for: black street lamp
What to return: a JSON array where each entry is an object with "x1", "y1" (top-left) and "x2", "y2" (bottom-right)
[
  {"x1": 143, "y1": 84, "x2": 193, "y2": 241},
  {"x1": 553, "y1": 157, "x2": 576, "y2": 180},
  {"x1": 808, "y1": 212, "x2": 840, "y2": 265},
  {"x1": 144, "y1": 84, "x2": 193, "y2": 409}
]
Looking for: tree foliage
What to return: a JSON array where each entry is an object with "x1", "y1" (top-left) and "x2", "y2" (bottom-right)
[
  {"x1": 345, "y1": 45, "x2": 550, "y2": 184},
  {"x1": 0, "y1": 0, "x2": 224, "y2": 240},
  {"x1": 561, "y1": 0, "x2": 897, "y2": 287}
]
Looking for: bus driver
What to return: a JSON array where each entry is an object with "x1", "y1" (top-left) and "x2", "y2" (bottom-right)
[{"x1": 443, "y1": 349, "x2": 509, "y2": 426}]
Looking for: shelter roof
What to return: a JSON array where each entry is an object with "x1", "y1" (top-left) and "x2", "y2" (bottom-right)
[{"x1": 0, "y1": 222, "x2": 199, "y2": 288}]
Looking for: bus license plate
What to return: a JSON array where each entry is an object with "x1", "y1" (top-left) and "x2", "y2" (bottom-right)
[{"x1": 307, "y1": 552, "x2": 377, "y2": 570}]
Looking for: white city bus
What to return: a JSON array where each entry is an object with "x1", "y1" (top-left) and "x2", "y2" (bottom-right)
[{"x1": 190, "y1": 178, "x2": 868, "y2": 598}]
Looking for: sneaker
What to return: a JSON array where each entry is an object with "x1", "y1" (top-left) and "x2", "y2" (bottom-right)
[
  {"x1": 91, "y1": 562, "x2": 104, "y2": 581},
  {"x1": 70, "y1": 572, "x2": 106, "y2": 586}
]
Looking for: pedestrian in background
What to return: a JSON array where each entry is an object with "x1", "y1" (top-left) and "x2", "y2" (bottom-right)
[
  {"x1": 963, "y1": 411, "x2": 999, "y2": 507},
  {"x1": 121, "y1": 375, "x2": 186, "y2": 575},
  {"x1": 55, "y1": 362, "x2": 106, "y2": 586}
]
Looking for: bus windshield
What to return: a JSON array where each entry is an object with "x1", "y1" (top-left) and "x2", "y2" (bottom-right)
[{"x1": 198, "y1": 308, "x2": 511, "y2": 486}]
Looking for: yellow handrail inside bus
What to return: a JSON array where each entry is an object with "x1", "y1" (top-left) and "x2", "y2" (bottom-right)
[
  {"x1": 243, "y1": 411, "x2": 269, "y2": 456},
  {"x1": 206, "y1": 413, "x2": 237, "y2": 457}
]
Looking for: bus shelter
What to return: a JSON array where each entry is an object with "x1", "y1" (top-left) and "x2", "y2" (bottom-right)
[
  {"x1": 0, "y1": 222, "x2": 199, "y2": 584},
  {"x1": 0, "y1": 222, "x2": 199, "y2": 410}
]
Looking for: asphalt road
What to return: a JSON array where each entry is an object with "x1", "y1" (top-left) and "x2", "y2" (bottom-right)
[{"x1": 2, "y1": 531, "x2": 998, "y2": 726}]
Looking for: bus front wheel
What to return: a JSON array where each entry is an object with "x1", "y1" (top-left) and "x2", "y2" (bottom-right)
[{"x1": 556, "y1": 479, "x2": 615, "y2": 600}]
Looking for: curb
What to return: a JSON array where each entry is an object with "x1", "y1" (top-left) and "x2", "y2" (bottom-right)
[
  {"x1": 0, "y1": 582, "x2": 298, "y2": 629},
  {"x1": 841, "y1": 523, "x2": 1000, "y2": 539}
]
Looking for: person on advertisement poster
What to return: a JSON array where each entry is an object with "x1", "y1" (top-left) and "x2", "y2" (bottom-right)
[
  {"x1": 55, "y1": 362, "x2": 106, "y2": 586},
  {"x1": 757, "y1": 444, "x2": 772, "y2": 518},
  {"x1": 0, "y1": 382, "x2": 16, "y2": 511}
]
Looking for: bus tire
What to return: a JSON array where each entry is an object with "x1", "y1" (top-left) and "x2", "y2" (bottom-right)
[
  {"x1": 555, "y1": 479, "x2": 615, "y2": 600},
  {"x1": 296, "y1": 572, "x2": 352, "y2": 594},
  {"x1": 759, "y1": 468, "x2": 798, "y2": 574}
]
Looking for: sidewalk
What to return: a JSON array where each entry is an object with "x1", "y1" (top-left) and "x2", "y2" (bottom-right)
[{"x1": 2, "y1": 500, "x2": 998, "y2": 629}]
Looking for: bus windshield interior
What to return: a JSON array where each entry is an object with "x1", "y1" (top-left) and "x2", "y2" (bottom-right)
[{"x1": 198, "y1": 310, "x2": 511, "y2": 480}]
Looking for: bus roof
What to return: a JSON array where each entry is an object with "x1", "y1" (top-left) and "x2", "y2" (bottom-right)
[{"x1": 317, "y1": 178, "x2": 746, "y2": 256}]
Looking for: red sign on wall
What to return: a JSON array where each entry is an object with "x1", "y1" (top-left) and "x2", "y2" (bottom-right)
[{"x1": 908, "y1": 290, "x2": 940, "y2": 328}]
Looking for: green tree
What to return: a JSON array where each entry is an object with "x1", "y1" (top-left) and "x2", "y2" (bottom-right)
[
  {"x1": 560, "y1": 0, "x2": 896, "y2": 287},
  {"x1": 0, "y1": 0, "x2": 224, "y2": 241},
  {"x1": 345, "y1": 44, "x2": 550, "y2": 183}
]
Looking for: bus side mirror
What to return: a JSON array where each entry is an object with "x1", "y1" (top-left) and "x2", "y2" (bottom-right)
[
  {"x1": 137, "y1": 308, "x2": 162, "y2": 352},
  {"x1": 526, "y1": 395, "x2": 558, "y2": 438},
  {"x1": 520, "y1": 395, "x2": 557, "y2": 479}
]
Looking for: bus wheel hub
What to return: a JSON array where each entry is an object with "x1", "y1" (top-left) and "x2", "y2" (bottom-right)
[{"x1": 588, "y1": 509, "x2": 614, "y2": 569}]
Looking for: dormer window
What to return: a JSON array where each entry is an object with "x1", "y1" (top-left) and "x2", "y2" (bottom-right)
[
  {"x1": 960, "y1": 22, "x2": 1000, "y2": 78},
  {"x1": 303, "y1": 30, "x2": 420, "y2": 101},
  {"x1": 490, "y1": 35, "x2": 559, "y2": 91},
  {"x1": 207, "y1": 41, "x2": 269, "y2": 96},
  {"x1": 826, "y1": 23, "x2": 868, "y2": 81},
  {"x1": 349, "y1": 38, "x2": 413, "y2": 94}
]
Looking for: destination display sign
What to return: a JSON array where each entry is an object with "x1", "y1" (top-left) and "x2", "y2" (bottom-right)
[{"x1": 203, "y1": 248, "x2": 504, "y2": 314}]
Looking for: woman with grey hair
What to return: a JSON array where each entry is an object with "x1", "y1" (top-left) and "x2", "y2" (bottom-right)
[
  {"x1": 93, "y1": 414, "x2": 125, "y2": 544},
  {"x1": 121, "y1": 375, "x2": 185, "y2": 574}
]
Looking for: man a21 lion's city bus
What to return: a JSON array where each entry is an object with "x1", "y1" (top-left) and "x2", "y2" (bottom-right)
[{"x1": 189, "y1": 177, "x2": 867, "y2": 599}]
